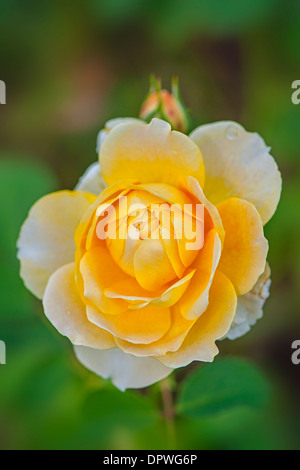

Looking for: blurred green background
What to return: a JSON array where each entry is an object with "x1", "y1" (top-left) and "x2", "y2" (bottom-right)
[{"x1": 0, "y1": 0, "x2": 300, "y2": 450}]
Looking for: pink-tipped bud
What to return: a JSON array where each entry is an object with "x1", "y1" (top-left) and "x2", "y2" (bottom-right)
[{"x1": 140, "y1": 76, "x2": 189, "y2": 133}]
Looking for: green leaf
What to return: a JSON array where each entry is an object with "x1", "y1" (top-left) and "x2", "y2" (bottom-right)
[{"x1": 177, "y1": 357, "x2": 270, "y2": 419}]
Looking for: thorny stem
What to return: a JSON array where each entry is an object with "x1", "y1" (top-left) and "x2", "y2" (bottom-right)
[{"x1": 160, "y1": 377, "x2": 176, "y2": 448}]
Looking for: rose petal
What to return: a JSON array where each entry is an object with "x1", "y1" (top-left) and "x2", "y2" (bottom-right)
[
  {"x1": 116, "y1": 302, "x2": 195, "y2": 357},
  {"x1": 87, "y1": 303, "x2": 171, "y2": 345},
  {"x1": 105, "y1": 269, "x2": 195, "y2": 309},
  {"x1": 190, "y1": 121, "x2": 282, "y2": 224},
  {"x1": 79, "y1": 245, "x2": 136, "y2": 315},
  {"x1": 179, "y1": 176, "x2": 225, "y2": 245},
  {"x1": 17, "y1": 190, "x2": 96, "y2": 299},
  {"x1": 100, "y1": 118, "x2": 205, "y2": 188},
  {"x1": 96, "y1": 117, "x2": 145, "y2": 154},
  {"x1": 74, "y1": 181, "x2": 135, "y2": 261},
  {"x1": 43, "y1": 263, "x2": 115, "y2": 349},
  {"x1": 74, "y1": 345, "x2": 172, "y2": 391},
  {"x1": 217, "y1": 198, "x2": 268, "y2": 295},
  {"x1": 178, "y1": 230, "x2": 222, "y2": 320},
  {"x1": 133, "y1": 238, "x2": 177, "y2": 291},
  {"x1": 157, "y1": 270, "x2": 237, "y2": 368},
  {"x1": 225, "y1": 263, "x2": 271, "y2": 340},
  {"x1": 75, "y1": 162, "x2": 107, "y2": 195}
]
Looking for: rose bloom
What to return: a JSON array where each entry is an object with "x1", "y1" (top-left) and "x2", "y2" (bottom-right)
[{"x1": 17, "y1": 118, "x2": 281, "y2": 390}]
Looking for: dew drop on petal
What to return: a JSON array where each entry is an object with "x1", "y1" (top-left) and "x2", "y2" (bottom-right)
[{"x1": 225, "y1": 124, "x2": 239, "y2": 141}]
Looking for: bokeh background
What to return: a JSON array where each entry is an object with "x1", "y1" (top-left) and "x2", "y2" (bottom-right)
[{"x1": 0, "y1": 0, "x2": 300, "y2": 450}]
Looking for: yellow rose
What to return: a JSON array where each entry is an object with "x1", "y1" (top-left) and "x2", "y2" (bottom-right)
[{"x1": 17, "y1": 118, "x2": 281, "y2": 390}]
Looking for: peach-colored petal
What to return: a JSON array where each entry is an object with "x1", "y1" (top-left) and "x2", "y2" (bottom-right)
[
  {"x1": 86, "y1": 303, "x2": 171, "y2": 344},
  {"x1": 217, "y1": 198, "x2": 268, "y2": 296},
  {"x1": 74, "y1": 181, "x2": 135, "y2": 266},
  {"x1": 107, "y1": 225, "x2": 141, "y2": 278},
  {"x1": 178, "y1": 230, "x2": 222, "y2": 320},
  {"x1": 43, "y1": 263, "x2": 115, "y2": 349},
  {"x1": 105, "y1": 269, "x2": 195, "y2": 310},
  {"x1": 105, "y1": 189, "x2": 165, "y2": 277},
  {"x1": 161, "y1": 235, "x2": 186, "y2": 278},
  {"x1": 132, "y1": 182, "x2": 194, "y2": 207},
  {"x1": 133, "y1": 238, "x2": 177, "y2": 291},
  {"x1": 79, "y1": 246, "x2": 134, "y2": 315},
  {"x1": 149, "y1": 269, "x2": 195, "y2": 308},
  {"x1": 116, "y1": 303, "x2": 195, "y2": 357},
  {"x1": 179, "y1": 176, "x2": 225, "y2": 245},
  {"x1": 100, "y1": 118, "x2": 205, "y2": 188},
  {"x1": 157, "y1": 270, "x2": 237, "y2": 368},
  {"x1": 96, "y1": 117, "x2": 145, "y2": 154}
]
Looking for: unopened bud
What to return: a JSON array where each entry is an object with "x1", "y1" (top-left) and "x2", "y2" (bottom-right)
[{"x1": 140, "y1": 76, "x2": 189, "y2": 133}]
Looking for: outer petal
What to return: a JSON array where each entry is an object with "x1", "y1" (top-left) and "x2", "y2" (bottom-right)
[
  {"x1": 217, "y1": 198, "x2": 268, "y2": 296},
  {"x1": 190, "y1": 121, "x2": 282, "y2": 224},
  {"x1": 17, "y1": 190, "x2": 96, "y2": 299},
  {"x1": 100, "y1": 118, "x2": 205, "y2": 188},
  {"x1": 178, "y1": 230, "x2": 222, "y2": 320},
  {"x1": 75, "y1": 162, "x2": 107, "y2": 195},
  {"x1": 74, "y1": 345, "x2": 172, "y2": 391},
  {"x1": 43, "y1": 263, "x2": 115, "y2": 349},
  {"x1": 96, "y1": 117, "x2": 145, "y2": 154},
  {"x1": 225, "y1": 263, "x2": 271, "y2": 340},
  {"x1": 157, "y1": 270, "x2": 237, "y2": 368}
]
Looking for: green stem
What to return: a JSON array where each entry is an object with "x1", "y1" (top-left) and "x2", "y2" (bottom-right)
[{"x1": 160, "y1": 378, "x2": 176, "y2": 449}]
